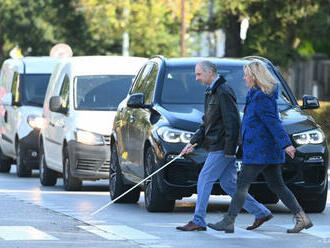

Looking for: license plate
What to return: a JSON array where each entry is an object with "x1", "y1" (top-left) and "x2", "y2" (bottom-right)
[{"x1": 235, "y1": 160, "x2": 242, "y2": 172}]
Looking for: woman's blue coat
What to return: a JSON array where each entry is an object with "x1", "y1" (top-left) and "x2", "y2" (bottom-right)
[{"x1": 241, "y1": 86, "x2": 292, "y2": 164}]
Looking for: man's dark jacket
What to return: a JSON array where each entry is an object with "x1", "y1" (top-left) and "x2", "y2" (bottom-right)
[{"x1": 190, "y1": 76, "x2": 240, "y2": 155}]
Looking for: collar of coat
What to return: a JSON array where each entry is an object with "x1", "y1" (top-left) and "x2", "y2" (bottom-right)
[{"x1": 205, "y1": 75, "x2": 226, "y2": 95}]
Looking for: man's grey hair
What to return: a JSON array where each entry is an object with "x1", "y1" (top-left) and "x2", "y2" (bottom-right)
[{"x1": 198, "y1": 60, "x2": 218, "y2": 75}]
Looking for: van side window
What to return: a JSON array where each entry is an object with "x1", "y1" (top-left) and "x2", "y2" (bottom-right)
[
  {"x1": 11, "y1": 72, "x2": 20, "y2": 103},
  {"x1": 59, "y1": 75, "x2": 70, "y2": 110}
]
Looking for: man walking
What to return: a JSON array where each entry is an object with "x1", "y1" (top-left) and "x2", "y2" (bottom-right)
[{"x1": 176, "y1": 60, "x2": 272, "y2": 231}]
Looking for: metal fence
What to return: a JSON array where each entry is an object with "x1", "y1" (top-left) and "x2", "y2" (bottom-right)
[{"x1": 286, "y1": 54, "x2": 330, "y2": 101}]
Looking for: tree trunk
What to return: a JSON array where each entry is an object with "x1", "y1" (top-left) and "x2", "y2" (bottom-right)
[{"x1": 224, "y1": 12, "x2": 242, "y2": 57}]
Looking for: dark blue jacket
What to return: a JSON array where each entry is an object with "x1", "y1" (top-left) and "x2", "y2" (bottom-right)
[{"x1": 241, "y1": 86, "x2": 292, "y2": 164}]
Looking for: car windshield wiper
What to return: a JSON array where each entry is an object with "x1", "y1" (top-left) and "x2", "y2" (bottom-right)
[
  {"x1": 24, "y1": 101, "x2": 43, "y2": 107},
  {"x1": 279, "y1": 105, "x2": 294, "y2": 113}
]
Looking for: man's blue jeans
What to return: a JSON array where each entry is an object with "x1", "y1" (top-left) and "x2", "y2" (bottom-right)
[{"x1": 192, "y1": 150, "x2": 271, "y2": 227}]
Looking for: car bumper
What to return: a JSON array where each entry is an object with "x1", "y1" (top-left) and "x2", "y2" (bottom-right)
[
  {"x1": 19, "y1": 129, "x2": 40, "y2": 169},
  {"x1": 67, "y1": 141, "x2": 110, "y2": 180},
  {"x1": 157, "y1": 142, "x2": 328, "y2": 201}
]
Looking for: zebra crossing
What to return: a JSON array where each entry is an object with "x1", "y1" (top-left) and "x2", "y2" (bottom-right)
[{"x1": 1, "y1": 224, "x2": 330, "y2": 242}]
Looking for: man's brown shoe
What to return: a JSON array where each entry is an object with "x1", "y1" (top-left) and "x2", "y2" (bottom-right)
[
  {"x1": 176, "y1": 221, "x2": 207, "y2": 231},
  {"x1": 246, "y1": 214, "x2": 273, "y2": 230}
]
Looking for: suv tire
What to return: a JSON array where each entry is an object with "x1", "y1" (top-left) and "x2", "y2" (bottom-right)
[
  {"x1": 144, "y1": 146, "x2": 175, "y2": 212},
  {"x1": 63, "y1": 148, "x2": 82, "y2": 191},
  {"x1": 39, "y1": 143, "x2": 57, "y2": 186},
  {"x1": 298, "y1": 178, "x2": 328, "y2": 213},
  {"x1": 109, "y1": 144, "x2": 140, "y2": 203},
  {"x1": 0, "y1": 148, "x2": 11, "y2": 173},
  {"x1": 16, "y1": 142, "x2": 32, "y2": 177}
]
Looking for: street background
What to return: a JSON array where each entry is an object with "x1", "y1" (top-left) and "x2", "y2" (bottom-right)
[{"x1": 0, "y1": 166, "x2": 329, "y2": 248}]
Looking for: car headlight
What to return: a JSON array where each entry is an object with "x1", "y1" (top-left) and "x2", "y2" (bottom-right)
[
  {"x1": 75, "y1": 129, "x2": 104, "y2": 145},
  {"x1": 27, "y1": 115, "x2": 47, "y2": 129},
  {"x1": 157, "y1": 126, "x2": 194, "y2": 143},
  {"x1": 292, "y1": 129, "x2": 325, "y2": 145}
]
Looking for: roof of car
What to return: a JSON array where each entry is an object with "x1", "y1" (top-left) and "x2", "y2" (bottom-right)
[
  {"x1": 152, "y1": 56, "x2": 270, "y2": 67},
  {"x1": 3, "y1": 56, "x2": 60, "y2": 74},
  {"x1": 58, "y1": 56, "x2": 147, "y2": 76}
]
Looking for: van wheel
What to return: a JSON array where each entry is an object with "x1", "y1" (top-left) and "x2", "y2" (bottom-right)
[
  {"x1": 63, "y1": 149, "x2": 82, "y2": 191},
  {"x1": 16, "y1": 143, "x2": 32, "y2": 177},
  {"x1": 109, "y1": 144, "x2": 140, "y2": 203},
  {"x1": 298, "y1": 178, "x2": 328, "y2": 213},
  {"x1": 0, "y1": 148, "x2": 11, "y2": 173},
  {"x1": 144, "y1": 147, "x2": 175, "y2": 212},
  {"x1": 39, "y1": 143, "x2": 57, "y2": 186}
]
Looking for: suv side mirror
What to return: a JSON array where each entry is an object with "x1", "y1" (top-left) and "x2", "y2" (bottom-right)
[
  {"x1": 49, "y1": 96, "x2": 66, "y2": 113},
  {"x1": 127, "y1": 93, "x2": 145, "y2": 108},
  {"x1": 301, "y1": 95, "x2": 319, "y2": 109},
  {"x1": 1, "y1": 93, "x2": 12, "y2": 106}
]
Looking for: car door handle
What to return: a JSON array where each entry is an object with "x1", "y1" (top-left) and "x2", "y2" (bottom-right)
[
  {"x1": 49, "y1": 121, "x2": 55, "y2": 127},
  {"x1": 129, "y1": 115, "x2": 135, "y2": 123}
]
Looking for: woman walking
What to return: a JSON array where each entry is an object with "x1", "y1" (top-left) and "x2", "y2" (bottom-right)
[{"x1": 207, "y1": 60, "x2": 313, "y2": 233}]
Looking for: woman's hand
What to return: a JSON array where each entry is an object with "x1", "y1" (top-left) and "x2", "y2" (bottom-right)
[{"x1": 285, "y1": 145, "x2": 296, "y2": 159}]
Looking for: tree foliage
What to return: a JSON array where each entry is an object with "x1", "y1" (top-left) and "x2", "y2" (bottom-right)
[
  {"x1": 78, "y1": 0, "x2": 204, "y2": 57},
  {"x1": 206, "y1": 0, "x2": 330, "y2": 66}
]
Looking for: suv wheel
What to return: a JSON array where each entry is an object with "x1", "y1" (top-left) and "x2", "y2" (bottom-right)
[
  {"x1": 144, "y1": 146, "x2": 175, "y2": 212},
  {"x1": 0, "y1": 148, "x2": 11, "y2": 173},
  {"x1": 63, "y1": 148, "x2": 82, "y2": 191},
  {"x1": 16, "y1": 143, "x2": 32, "y2": 177},
  {"x1": 109, "y1": 144, "x2": 140, "y2": 203},
  {"x1": 298, "y1": 178, "x2": 328, "y2": 213},
  {"x1": 39, "y1": 143, "x2": 57, "y2": 186}
]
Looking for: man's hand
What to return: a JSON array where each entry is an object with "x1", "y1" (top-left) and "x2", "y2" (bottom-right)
[
  {"x1": 285, "y1": 145, "x2": 296, "y2": 159},
  {"x1": 181, "y1": 143, "x2": 195, "y2": 155}
]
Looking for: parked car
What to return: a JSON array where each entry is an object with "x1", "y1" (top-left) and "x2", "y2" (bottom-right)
[
  {"x1": 39, "y1": 56, "x2": 147, "y2": 191},
  {"x1": 110, "y1": 56, "x2": 328, "y2": 213},
  {"x1": 0, "y1": 57, "x2": 59, "y2": 176}
]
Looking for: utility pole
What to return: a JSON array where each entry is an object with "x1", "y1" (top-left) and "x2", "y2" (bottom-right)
[{"x1": 181, "y1": 0, "x2": 186, "y2": 57}]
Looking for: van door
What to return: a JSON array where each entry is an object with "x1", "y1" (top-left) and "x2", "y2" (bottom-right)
[
  {"x1": 2, "y1": 71, "x2": 20, "y2": 158},
  {"x1": 45, "y1": 75, "x2": 70, "y2": 171}
]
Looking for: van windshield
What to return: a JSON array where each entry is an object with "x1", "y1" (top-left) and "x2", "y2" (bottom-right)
[
  {"x1": 74, "y1": 75, "x2": 133, "y2": 111},
  {"x1": 160, "y1": 65, "x2": 293, "y2": 111},
  {"x1": 21, "y1": 74, "x2": 51, "y2": 106}
]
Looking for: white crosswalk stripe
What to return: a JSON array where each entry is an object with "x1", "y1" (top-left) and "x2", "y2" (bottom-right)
[
  {"x1": 0, "y1": 226, "x2": 58, "y2": 241},
  {"x1": 78, "y1": 225, "x2": 160, "y2": 241},
  {"x1": 280, "y1": 225, "x2": 330, "y2": 239},
  {"x1": 206, "y1": 226, "x2": 273, "y2": 239}
]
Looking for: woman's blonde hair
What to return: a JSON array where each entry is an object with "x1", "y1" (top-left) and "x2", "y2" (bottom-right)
[{"x1": 243, "y1": 60, "x2": 277, "y2": 95}]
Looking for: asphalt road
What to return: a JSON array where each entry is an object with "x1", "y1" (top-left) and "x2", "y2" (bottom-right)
[{"x1": 0, "y1": 166, "x2": 329, "y2": 248}]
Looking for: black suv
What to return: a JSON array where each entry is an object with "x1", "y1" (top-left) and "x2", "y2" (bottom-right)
[{"x1": 109, "y1": 56, "x2": 328, "y2": 213}]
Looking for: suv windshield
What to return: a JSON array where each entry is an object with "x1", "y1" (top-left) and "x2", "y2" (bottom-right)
[
  {"x1": 21, "y1": 74, "x2": 51, "y2": 106},
  {"x1": 74, "y1": 75, "x2": 133, "y2": 111},
  {"x1": 161, "y1": 65, "x2": 293, "y2": 111}
]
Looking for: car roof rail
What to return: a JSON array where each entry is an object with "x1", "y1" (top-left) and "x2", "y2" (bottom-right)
[
  {"x1": 150, "y1": 55, "x2": 165, "y2": 60},
  {"x1": 243, "y1": 56, "x2": 273, "y2": 65}
]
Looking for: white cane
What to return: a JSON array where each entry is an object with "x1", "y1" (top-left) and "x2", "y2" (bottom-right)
[{"x1": 90, "y1": 144, "x2": 197, "y2": 216}]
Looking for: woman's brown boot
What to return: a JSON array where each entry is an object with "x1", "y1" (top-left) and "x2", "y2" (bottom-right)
[{"x1": 287, "y1": 211, "x2": 313, "y2": 233}]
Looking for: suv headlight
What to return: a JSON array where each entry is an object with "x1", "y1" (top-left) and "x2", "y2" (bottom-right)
[
  {"x1": 292, "y1": 129, "x2": 325, "y2": 145},
  {"x1": 157, "y1": 126, "x2": 193, "y2": 143},
  {"x1": 75, "y1": 129, "x2": 104, "y2": 145}
]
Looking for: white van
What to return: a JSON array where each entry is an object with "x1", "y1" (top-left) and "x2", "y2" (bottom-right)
[
  {"x1": 39, "y1": 56, "x2": 147, "y2": 190},
  {"x1": 0, "y1": 57, "x2": 59, "y2": 176}
]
